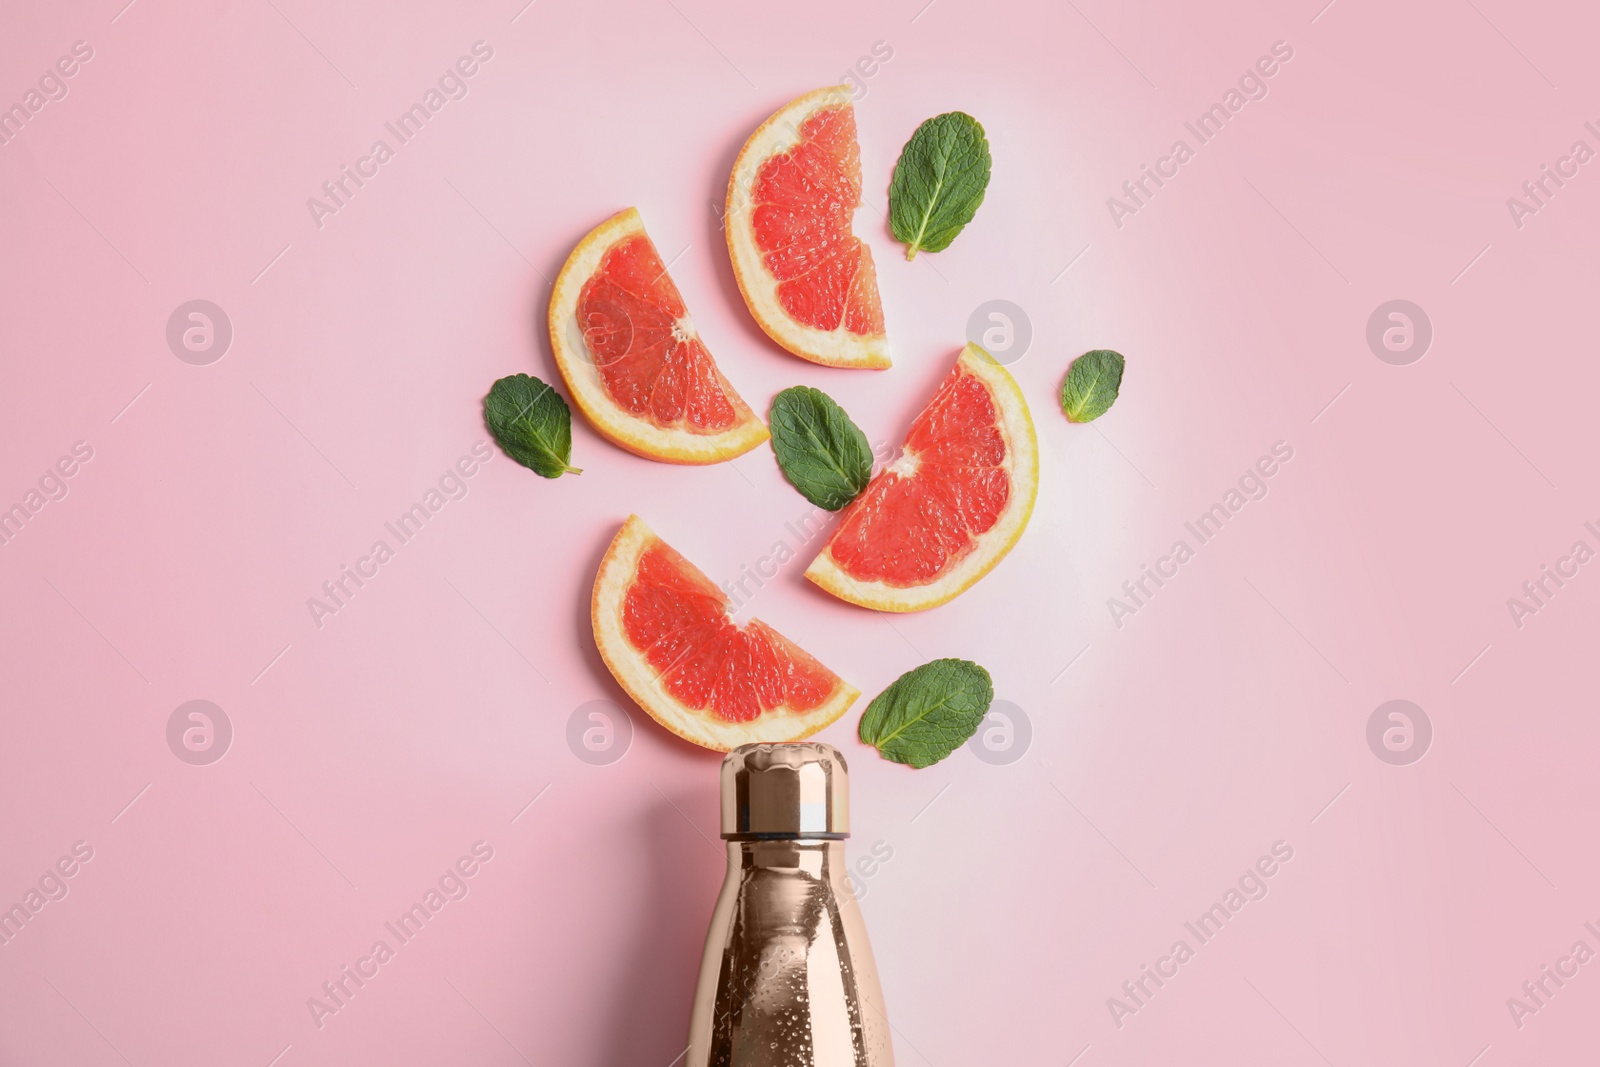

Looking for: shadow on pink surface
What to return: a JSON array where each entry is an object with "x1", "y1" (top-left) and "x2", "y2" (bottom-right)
[{"x1": 591, "y1": 788, "x2": 722, "y2": 1067}]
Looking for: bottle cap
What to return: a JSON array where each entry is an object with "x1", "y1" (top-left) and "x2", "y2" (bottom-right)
[{"x1": 720, "y1": 742, "x2": 849, "y2": 838}]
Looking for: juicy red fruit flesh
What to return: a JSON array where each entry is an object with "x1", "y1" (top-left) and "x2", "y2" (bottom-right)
[
  {"x1": 750, "y1": 105, "x2": 885, "y2": 337},
  {"x1": 828, "y1": 366, "x2": 1010, "y2": 586},
  {"x1": 578, "y1": 234, "x2": 738, "y2": 432},
  {"x1": 623, "y1": 541, "x2": 837, "y2": 723}
]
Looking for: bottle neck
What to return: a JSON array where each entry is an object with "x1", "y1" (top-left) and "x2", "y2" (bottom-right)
[{"x1": 725, "y1": 836, "x2": 846, "y2": 873}]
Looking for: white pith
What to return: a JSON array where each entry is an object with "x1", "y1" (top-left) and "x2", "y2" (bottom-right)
[{"x1": 888, "y1": 449, "x2": 920, "y2": 478}]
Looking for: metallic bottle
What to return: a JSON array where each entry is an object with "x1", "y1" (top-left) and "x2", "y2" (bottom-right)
[{"x1": 686, "y1": 743, "x2": 894, "y2": 1067}]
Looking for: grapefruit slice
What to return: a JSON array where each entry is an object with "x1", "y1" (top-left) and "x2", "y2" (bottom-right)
[
  {"x1": 550, "y1": 208, "x2": 768, "y2": 464},
  {"x1": 726, "y1": 87, "x2": 890, "y2": 369},
  {"x1": 592, "y1": 515, "x2": 859, "y2": 751},
  {"x1": 806, "y1": 344, "x2": 1038, "y2": 612}
]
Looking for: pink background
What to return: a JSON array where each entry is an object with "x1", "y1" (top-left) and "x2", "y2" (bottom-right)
[{"x1": 2, "y1": 0, "x2": 1596, "y2": 1063}]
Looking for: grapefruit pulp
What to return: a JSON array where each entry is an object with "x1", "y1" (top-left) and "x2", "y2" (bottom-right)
[
  {"x1": 592, "y1": 516, "x2": 859, "y2": 751},
  {"x1": 725, "y1": 87, "x2": 889, "y2": 369},
  {"x1": 550, "y1": 208, "x2": 767, "y2": 464},
  {"x1": 805, "y1": 344, "x2": 1039, "y2": 611}
]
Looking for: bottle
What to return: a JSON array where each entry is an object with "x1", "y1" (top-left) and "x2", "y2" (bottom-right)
[{"x1": 686, "y1": 742, "x2": 894, "y2": 1066}]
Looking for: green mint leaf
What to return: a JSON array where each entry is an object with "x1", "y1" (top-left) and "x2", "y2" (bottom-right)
[
  {"x1": 888, "y1": 112, "x2": 992, "y2": 260},
  {"x1": 1060, "y1": 349, "x2": 1125, "y2": 424},
  {"x1": 858, "y1": 659, "x2": 994, "y2": 769},
  {"x1": 483, "y1": 373, "x2": 581, "y2": 478},
  {"x1": 769, "y1": 386, "x2": 873, "y2": 511}
]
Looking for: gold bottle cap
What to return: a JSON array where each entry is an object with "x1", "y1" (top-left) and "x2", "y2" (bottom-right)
[{"x1": 720, "y1": 742, "x2": 849, "y2": 838}]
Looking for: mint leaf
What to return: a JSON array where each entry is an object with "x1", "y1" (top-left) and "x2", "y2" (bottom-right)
[
  {"x1": 1060, "y1": 350, "x2": 1125, "y2": 423},
  {"x1": 769, "y1": 386, "x2": 873, "y2": 510},
  {"x1": 888, "y1": 112, "x2": 992, "y2": 260},
  {"x1": 858, "y1": 659, "x2": 994, "y2": 769},
  {"x1": 483, "y1": 373, "x2": 581, "y2": 478}
]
